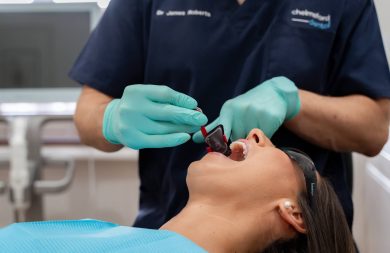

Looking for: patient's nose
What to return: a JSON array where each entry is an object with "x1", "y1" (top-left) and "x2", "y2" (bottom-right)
[{"x1": 246, "y1": 129, "x2": 274, "y2": 147}]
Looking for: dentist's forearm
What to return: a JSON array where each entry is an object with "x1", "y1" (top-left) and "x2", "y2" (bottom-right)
[
  {"x1": 284, "y1": 90, "x2": 390, "y2": 156},
  {"x1": 74, "y1": 85, "x2": 123, "y2": 152}
]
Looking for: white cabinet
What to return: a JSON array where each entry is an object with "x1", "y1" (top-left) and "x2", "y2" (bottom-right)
[{"x1": 353, "y1": 132, "x2": 390, "y2": 253}]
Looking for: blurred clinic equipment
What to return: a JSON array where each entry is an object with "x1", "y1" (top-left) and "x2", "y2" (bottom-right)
[
  {"x1": 0, "y1": 0, "x2": 139, "y2": 226},
  {"x1": 0, "y1": 0, "x2": 102, "y2": 222}
]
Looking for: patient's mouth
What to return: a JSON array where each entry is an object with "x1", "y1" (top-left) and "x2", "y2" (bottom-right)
[{"x1": 229, "y1": 141, "x2": 248, "y2": 161}]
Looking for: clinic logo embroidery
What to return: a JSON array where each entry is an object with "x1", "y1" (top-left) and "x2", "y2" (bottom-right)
[
  {"x1": 156, "y1": 9, "x2": 212, "y2": 18},
  {"x1": 291, "y1": 9, "x2": 331, "y2": 30}
]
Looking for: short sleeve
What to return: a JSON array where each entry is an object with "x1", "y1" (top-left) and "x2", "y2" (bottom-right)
[
  {"x1": 329, "y1": 0, "x2": 390, "y2": 98},
  {"x1": 69, "y1": 0, "x2": 145, "y2": 98}
]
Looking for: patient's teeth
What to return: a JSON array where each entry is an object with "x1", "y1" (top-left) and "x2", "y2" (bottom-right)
[
  {"x1": 229, "y1": 141, "x2": 243, "y2": 152},
  {"x1": 229, "y1": 141, "x2": 248, "y2": 160},
  {"x1": 242, "y1": 145, "x2": 248, "y2": 158}
]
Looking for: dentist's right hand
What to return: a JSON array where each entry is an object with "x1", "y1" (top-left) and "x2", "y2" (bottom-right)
[{"x1": 102, "y1": 85, "x2": 208, "y2": 150}]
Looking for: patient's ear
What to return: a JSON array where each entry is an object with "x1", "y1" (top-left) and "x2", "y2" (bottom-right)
[{"x1": 278, "y1": 200, "x2": 307, "y2": 234}]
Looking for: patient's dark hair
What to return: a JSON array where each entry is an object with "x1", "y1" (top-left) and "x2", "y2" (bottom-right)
[{"x1": 262, "y1": 177, "x2": 355, "y2": 253}]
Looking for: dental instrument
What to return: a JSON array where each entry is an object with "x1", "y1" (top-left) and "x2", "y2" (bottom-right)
[{"x1": 196, "y1": 107, "x2": 231, "y2": 156}]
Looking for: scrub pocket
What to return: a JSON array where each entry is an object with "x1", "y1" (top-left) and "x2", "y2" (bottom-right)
[{"x1": 265, "y1": 20, "x2": 336, "y2": 93}]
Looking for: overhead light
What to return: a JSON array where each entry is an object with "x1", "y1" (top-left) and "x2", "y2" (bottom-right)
[
  {"x1": 97, "y1": 0, "x2": 109, "y2": 8},
  {"x1": 52, "y1": 0, "x2": 97, "y2": 3},
  {"x1": 0, "y1": 0, "x2": 34, "y2": 3},
  {"x1": 52, "y1": 0, "x2": 110, "y2": 8}
]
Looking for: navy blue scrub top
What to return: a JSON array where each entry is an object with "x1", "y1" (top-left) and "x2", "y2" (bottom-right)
[{"x1": 70, "y1": 0, "x2": 390, "y2": 229}]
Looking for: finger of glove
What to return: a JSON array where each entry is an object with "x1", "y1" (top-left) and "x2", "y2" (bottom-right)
[
  {"x1": 143, "y1": 85, "x2": 198, "y2": 109},
  {"x1": 219, "y1": 111, "x2": 233, "y2": 141},
  {"x1": 146, "y1": 103, "x2": 208, "y2": 126},
  {"x1": 230, "y1": 118, "x2": 248, "y2": 141},
  {"x1": 140, "y1": 117, "x2": 200, "y2": 135},
  {"x1": 192, "y1": 117, "x2": 220, "y2": 143},
  {"x1": 263, "y1": 77, "x2": 300, "y2": 120},
  {"x1": 255, "y1": 109, "x2": 285, "y2": 138},
  {"x1": 137, "y1": 132, "x2": 191, "y2": 149},
  {"x1": 231, "y1": 106, "x2": 258, "y2": 141}
]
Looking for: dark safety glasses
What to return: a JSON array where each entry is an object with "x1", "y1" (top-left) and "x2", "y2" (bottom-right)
[{"x1": 280, "y1": 147, "x2": 317, "y2": 208}]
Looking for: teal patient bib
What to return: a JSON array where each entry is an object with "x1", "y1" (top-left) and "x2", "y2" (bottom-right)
[{"x1": 0, "y1": 219, "x2": 207, "y2": 253}]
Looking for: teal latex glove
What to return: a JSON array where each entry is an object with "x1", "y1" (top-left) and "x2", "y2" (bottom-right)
[
  {"x1": 193, "y1": 77, "x2": 300, "y2": 142},
  {"x1": 103, "y1": 85, "x2": 208, "y2": 149}
]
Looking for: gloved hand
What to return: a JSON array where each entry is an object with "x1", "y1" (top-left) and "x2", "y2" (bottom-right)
[
  {"x1": 193, "y1": 76, "x2": 300, "y2": 142},
  {"x1": 103, "y1": 85, "x2": 208, "y2": 149}
]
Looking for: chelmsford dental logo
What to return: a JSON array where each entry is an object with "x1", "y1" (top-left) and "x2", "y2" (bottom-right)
[{"x1": 291, "y1": 9, "x2": 331, "y2": 30}]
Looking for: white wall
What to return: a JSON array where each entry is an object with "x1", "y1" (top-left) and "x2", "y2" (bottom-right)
[
  {"x1": 353, "y1": 133, "x2": 390, "y2": 253},
  {"x1": 375, "y1": 0, "x2": 390, "y2": 58},
  {"x1": 353, "y1": 2, "x2": 390, "y2": 251}
]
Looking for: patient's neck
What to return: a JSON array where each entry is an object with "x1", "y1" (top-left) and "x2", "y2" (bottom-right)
[{"x1": 160, "y1": 200, "x2": 281, "y2": 253}]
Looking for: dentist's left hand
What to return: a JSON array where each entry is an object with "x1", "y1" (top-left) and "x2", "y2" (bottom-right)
[
  {"x1": 103, "y1": 84, "x2": 208, "y2": 150},
  {"x1": 193, "y1": 77, "x2": 300, "y2": 142}
]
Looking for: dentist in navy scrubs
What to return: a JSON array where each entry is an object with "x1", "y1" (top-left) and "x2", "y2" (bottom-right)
[{"x1": 70, "y1": 0, "x2": 390, "y2": 232}]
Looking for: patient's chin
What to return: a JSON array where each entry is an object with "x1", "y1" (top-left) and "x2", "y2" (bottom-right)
[{"x1": 187, "y1": 161, "x2": 199, "y2": 172}]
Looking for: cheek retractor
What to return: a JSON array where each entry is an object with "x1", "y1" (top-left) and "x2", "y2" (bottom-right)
[{"x1": 196, "y1": 107, "x2": 232, "y2": 156}]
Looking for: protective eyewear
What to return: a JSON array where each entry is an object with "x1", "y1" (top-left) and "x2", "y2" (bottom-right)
[{"x1": 280, "y1": 147, "x2": 317, "y2": 208}]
